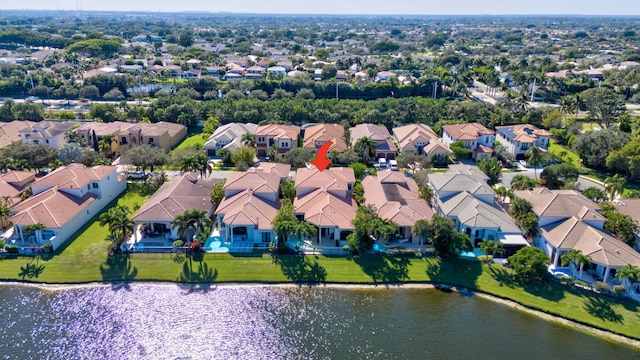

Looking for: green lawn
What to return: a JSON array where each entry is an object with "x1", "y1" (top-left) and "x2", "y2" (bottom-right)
[
  {"x1": 173, "y1": 129, "x2": 206, "y2": 152},
  {"x1": 0, "y1": 190, "x2": 639, "y2": 341}
]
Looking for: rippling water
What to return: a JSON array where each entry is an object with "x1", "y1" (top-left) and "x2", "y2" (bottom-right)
[{"x1": 0, "y1": 284, "x2": 637, "y2": 359}]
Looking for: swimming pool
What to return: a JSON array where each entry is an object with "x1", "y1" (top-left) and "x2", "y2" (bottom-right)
[
  {"x1": 204, "y1": 236, "x2": 230, "y2": 252},
  {"x1": 373, "y1": 243, "x2": 388, "y2": 252}
]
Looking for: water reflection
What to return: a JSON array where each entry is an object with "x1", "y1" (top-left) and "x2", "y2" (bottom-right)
[{"x1": 0, "y1": 285, "x2": 636, "y2": 359}]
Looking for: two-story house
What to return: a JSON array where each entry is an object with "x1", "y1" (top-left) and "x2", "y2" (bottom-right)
[
  {"x1": 442, "y1": 123, "x2": 495, "y2": 161},
  {"x1": 215, "y1": 170, "x2": 281, "y2": 245},
  {"x1": 0, "y1": 170, "x2": 36, "y2": 207},
  {"x1": 255, "y1": 124, "x2": 301, "y2": 159},
  {"x1": 294, "y1": 167, "x2": 357, "y2": 247},
  {"x1": 495, "y1": 124, "x2": 552, "y2": 159},
  {"x1": 302, "y1": 124, "x2": 348, "y2": 153},
  {"x1": 349, "y1": 123, "x2": 397, "y2": 160},
  {"x1": 393, "y1": 124, "x2": 451, "y2": 160},
  {"x1": 19, "y1": 121, "x2": 80, "y2": 149},
  {"x1": 429, "y1": 166, "x2": 527, "y2": 256},
  {"x1": 514, "y1": 188, "x2": 640, "y2": 284},
  {"x1": 10, "y1": 164, "x2": 126, "y2": 251},
  {"x1": 204, "y1": 123, "x2": 259, "y2": 157}
]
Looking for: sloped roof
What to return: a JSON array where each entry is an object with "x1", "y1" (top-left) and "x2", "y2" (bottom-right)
[
  {"x1": 294, "y1": 188, "x2": 356, "y2": 228},
  {"x1": 215, "y1": 189, "x2": 278, "y2": 229},
  {"x1": 439, "y1": 191, "x2": 521, "y2": 233},
  {"x1": 132, "y1": 173, "x2": 218, "y2": 223},
  {"x1": 0, "y1": 171, "x2": 35, "y2": 205},
  {"x1": 0, "y1": 121, "x2": 37, "y2": 148},
  {"x1": 443, "y1": 123, "x2": 495, "y2": 141},
  {"x1": 392, "y1": 124, "x2": 451, "y2": 156},
  {"x1": 496, "y1": 124, "x2": 552, "y2": 143},
  {"x1": 248, "y1": 163, "x2": 291, "y2": 180},
  {"x1": 349, "y1": 123, "x2": 396, "y2": 152},
  {"x1": 76, "y1": 121, "x2": 135, "y2": 137},
  {"x1": 613, "y1": 198, "x2": 640, "y2": 225},
  {"x1": 429, "y1": 170, "x2": 495, "y2": 201},
  {"x1": 302, "y1": 124, "x2": 347, "y2": 152},
  {"x1": 256, "y1": 124, "x2": 300, "y2": 141},
  {"x1": 32, "y1": 163, "x2": 116, "y2": 192},
  {"x1": 224, "y1": 171, "x2": 281, "y2": 196},
  {"x1": 295, "y1": 167, "x2": 355, "y2": 192},
  {"x1": 204, "y1": 123, "x2": 259, "y2": 150},
  {"x1": 20, "y1": 121, "x2": 80, "y2": 139},
  {"x1": 514, "y1": 188, "x2": 604, "y2": 221},
  {"x1": 362, "y1": 172, "x2": 433, "y2": 227},
  {"x1": 541, "y1": 217, "x2": 640, "y2": 267},
  {"x1": 11, "y1": 187, "x2": 97, "y2": 229}
]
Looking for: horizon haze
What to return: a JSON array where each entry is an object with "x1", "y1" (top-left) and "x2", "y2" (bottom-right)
[{"x1": 3, "y1": 0, "x2": 640, "y2": 16}]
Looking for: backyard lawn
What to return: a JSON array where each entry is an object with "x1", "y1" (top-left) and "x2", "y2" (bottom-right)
[
  {"x1": 0, "y1": 188, "x2": 638, "y2": 341},
  {"x1": 173, "y1": 127, "x2": 206, "y2": 152}
]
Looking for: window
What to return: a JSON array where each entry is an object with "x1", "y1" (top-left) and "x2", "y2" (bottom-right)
[
  {"x1": 92, "y1": 183, "x2": 99, "y2": 189},
  {"x1": 87, "y1": 184, "x2": 91, "y2": 190},
  {"x1": 121, "y1": 137, "x2": 127, "y2": 145},
  {"x1": 149, "y1": 138, "x2": 154, "y2": 143},
  {"x1": 45, "y1": 139, "x2": 49, "y2": 144}
]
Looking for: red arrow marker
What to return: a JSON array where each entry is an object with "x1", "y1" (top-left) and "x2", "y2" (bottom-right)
[{"x1": 311, "y1": 141, "x2": 333, "y2": 172}]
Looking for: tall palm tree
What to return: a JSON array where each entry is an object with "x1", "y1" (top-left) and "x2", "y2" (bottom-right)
[
  {"x1": 98, "y1": 134, "x2": 114, "y2": 157},
  {"x1": 0, "y1": 203, "x2": 10, "y2": 230},
  {"x1": 241, "y1": 132, "x2": 256, "y2": 147},
  {"x1": 354, "y1": 136, "x2": 377, "y2": 162},
  {"x1": 174, "y1": 209, "x2": 212, "y2": 242},
  {"x1": 23, "y1": 223, "x2": 46, "y2": 243},
  {"x1": 604, "y1": 174, "x2": 626, "y2": 201},
  {"x1": 526, "y1": 146, "x2": 543, "y2": 180},
  {"x1": 616, "y1": 264, "x2": 640, "y2": 297},
  {"x1": 478, "y1": 239, "x2": 505, "y2": 264},
  {"x1": 99, "y1": 205, "x2": 135, "y2": 250},
  {"x1": 561, "y1": 249, "x2": 591, "y2": 279}
]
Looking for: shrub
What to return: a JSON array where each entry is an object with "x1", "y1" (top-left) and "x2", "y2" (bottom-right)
[
  {"x1": 613, "y1": 285, "x2": 627, "y2": 296},
  {"x1": 40, "y1": 243, "x2": 53, "y2": 253},
  {"x1": 0, "y1": 239, "x2": 6, "y2": 249},
  {"x1": 6, "y1": 245, "x2": 19, "y2": 254},
  {"x1": 594, "y1": 281, "x2": 610, "y2": 292}
]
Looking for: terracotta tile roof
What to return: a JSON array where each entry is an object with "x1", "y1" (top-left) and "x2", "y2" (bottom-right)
[
  {"x1": 11, "y1": 187, "x2": 97, "y2": 228},
  {"x1": 442, "y1": 123, "x2": 495, "y2": 142},
  {"x1": 303, "y1": 124, "x2": 347, "y2": 152},
  {"x1": 32, "y1": 163, "x2": 115, "y2": 192},
  {"x1": 361, "y1": 172, "x2": 433, "y2": 227},
  {"x1": 294, "y1": 188, "x2": 357, "y2": 228},
  {"x1": 127, "y1": 121, "x2": 186, "y2": 138},
  {"x1": 542, "y1": 217, "x2": 640, "y2": 267},
  {"x1": 256, "y1": 124, "x2": 300, "y2": 141},
  {"x1": 0, "y1": 171, "x2": 35, "y2": 205},
  {"x1": 19, "y1": 121, "x2": 80, "y2": 139},
  {"x1": 349, "y1": 123, "x2": 396, "y2": 152},
  {"x1": 248, "y1": 163, "x2": 291, "y2": 180},
  {"x1": 0, "y1": 121, "x2": 37, "y2": 148},
  {"x1": 513, "y1": 188, "x2": 604, "y2": 220},
  {"x1": 392, "y1": 124, "x2": 451, "y2": 156},
  {"x1": 132, "y1": 173, "x2": 219, "y2": 223},
  {"x1": 224, "y1": 171, "x2": 281, "y2": 196},
  {"x1": 215, "y1": 189, "x2": 279, "y2": 229},
  {"x1": 295, "y1": 167, "x2": 355, "y2": 193},
  {"x1": 76, "y1": 121, "x2": 136, "y2": 137}
]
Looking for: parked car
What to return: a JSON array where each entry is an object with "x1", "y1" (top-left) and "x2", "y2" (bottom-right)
[{"x1": 126, "y1": 171, "x2": 149, "y2": 180}]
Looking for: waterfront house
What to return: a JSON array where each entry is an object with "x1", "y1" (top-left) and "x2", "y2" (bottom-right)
[
  {"x1": 514, "y1": 188, "x2": 640, "y2": 284},
  {"x1": 19, "y1": 121, "x2": 80, "y2": 149},
  {"x1": 214, "y1": 170, "x2": 280, "y2": 245},
  {"x1": 294, "y1": 167, "x2": 357, "y2": 246},
  {"x1": 361, "y1": 171, "x2": 433, "y2": 244},
  {"x1": 0, "y1": 121, "x2": 37, "y2": 148},
  {"x1": 10, "y1": 164, "x2": 126, "y2": 252},
  {"x1": 131, "y1": 172, "x2": 218, "y2": 242},
  {"x1": 429, "y1": 166, "x2": 527, "y2": 256},
  {"x1": 442, "y1": 123, "x2": 495, "y2": 161}
]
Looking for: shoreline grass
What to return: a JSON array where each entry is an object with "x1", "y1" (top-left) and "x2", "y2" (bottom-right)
[{"x1": 0, "y1": 190, "x2": 639, "y2": 342}]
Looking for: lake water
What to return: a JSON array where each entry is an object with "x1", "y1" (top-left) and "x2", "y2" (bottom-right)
[{"x1": 0, "y1": 284, "x2": 637, "y2": 359}]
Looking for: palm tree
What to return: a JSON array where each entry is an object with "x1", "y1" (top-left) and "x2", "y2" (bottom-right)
[
  {"x1": 98, "y1": 135, "x2": 114, "y2": 157},
  {"x1": 616, "y1": 264, "x2": 640, "y2": 297},
  {"x1": 494, "y1": 186, "x2": 513, "y2": 204},
  {"x1": 374, "y1": 218, "x2": 399, "y2": 245},
  {"x1": 354, "y1": 136, "x2": 377, "y2": 162},
  {"x1": 477, "y1": 158, "x2": 503, "y2": 186},
  {"x1": 241, "y1": 132, "x2": 256, "y2": 147},
  {"x1": 526, "y1": 146, "x2": 543, "y2": 180},
  {"x1": 99, "y1": 205, "x2": 135, "y2": 251},
  {"x1": 478, "y1": 239, "x2": 505, "y2": 264},
  {"x1": 411, "y1": 219, "x2": 430, "y2": 249},
  {"x1": 561, "y1": 249, "x2": 591, "y2": 279},
  {"x1": 510, "y1": 174, "x2": 538, "y2": 190},
  {"x1": 604, "y1": 174, "x2": 626, "y2": 201},
  {"x1": 23, "y1": 223, "x2": 46, "y2": 243},
  {"x1": 174, "y1": 209, "x2": 212, "y2": 243},
  {"x1": 0, "y1": 203, "x2": 11, "y2": 230}
]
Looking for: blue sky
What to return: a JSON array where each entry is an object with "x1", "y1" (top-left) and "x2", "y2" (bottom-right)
[{"x1": 4, "y1": 0, "x2": 640, "y2": 15}]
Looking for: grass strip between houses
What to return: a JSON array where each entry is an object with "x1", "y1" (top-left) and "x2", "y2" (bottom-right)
[{"x1": 0, "y1": 190, "x2": 639, "y2": 342}]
